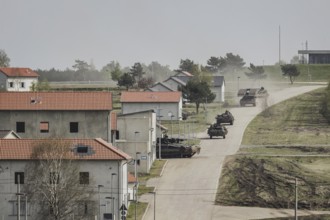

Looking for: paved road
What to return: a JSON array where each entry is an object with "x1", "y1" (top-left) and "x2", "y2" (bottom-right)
[{"x1": 141, "y1": 85, "x2": 328, "y2": 220}]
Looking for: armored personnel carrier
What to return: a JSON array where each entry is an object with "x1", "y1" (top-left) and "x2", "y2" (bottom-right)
[
  {"x1": 207, "y1": 123, "x2": 228, "y2": 139},
  {"x1": 216, "y1": 110, "x2": 234, "y2": 125},
  {"x1": 237, "y1": 87, "x2": 269, "y2": 107},
  {"x1": 240, "y1": 95, "x2": 256, "y2": 107}
]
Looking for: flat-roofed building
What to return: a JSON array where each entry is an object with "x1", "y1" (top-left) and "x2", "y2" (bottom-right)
[{"x1": 298, "y1": 50, "x2": 330, "y2": 64}]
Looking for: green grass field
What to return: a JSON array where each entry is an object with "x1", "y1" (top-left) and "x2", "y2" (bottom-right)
[{"x1": 217, "y1": 87, "x2": 330, "y2": 212}]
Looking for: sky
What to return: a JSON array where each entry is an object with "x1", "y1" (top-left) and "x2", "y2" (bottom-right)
[{"x1": 1, "y1": 0, "x2": 330, "y2": 71}]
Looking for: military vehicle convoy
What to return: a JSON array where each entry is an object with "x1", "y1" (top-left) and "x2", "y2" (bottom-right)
[{"x1": 207, "y1": 110, "x2": 234, "y2": 139}]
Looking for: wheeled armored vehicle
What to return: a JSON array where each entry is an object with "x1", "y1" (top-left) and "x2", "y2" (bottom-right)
[
  {"x1": 240, "y1": 95, "x2": 256, "y2": 107},
  {"x1": 216, "y1": 110, "x2": 234, "y2": 125},
  {"x1": 207, "y1": 123, "x2": 228, "y2": 139}
]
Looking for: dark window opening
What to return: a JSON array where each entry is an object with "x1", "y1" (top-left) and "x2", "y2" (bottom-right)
[
  {"x1": 15, "y1": 172, "x2": 24, "y2": 184},
  {"x1": 70, "y1": 122, "x2": 79, "y2": 133},
  {"x1": 16, "y1": 122, "x2": 25, "y2": 133},
  {"x1": 77, "y1": 146, "x2": 88, "y2": 153},
  {"x1": 79, "y1": 172, "x2": 89, "y2": 185}
]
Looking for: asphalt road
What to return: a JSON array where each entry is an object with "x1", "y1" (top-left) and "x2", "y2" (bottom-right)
[{"x1": 141, "y1": 85, "x2": 329, "y2": 220}]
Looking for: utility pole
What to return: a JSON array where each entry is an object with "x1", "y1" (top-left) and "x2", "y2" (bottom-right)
[
  {"x1": 295, "y1": 178, "x2": 298, "y2": 220},
  {"x1": 111, "y1": 173, "x2": 117, "y2": 220},
  {"x1": 98, "y1": 185, "x2": 104, "y2": 220},
  {"x1": 17, "y1": 174, "x2": 20, "y2": 220},
  {"x1": 157, "y1": 111, "x2": 163, "y2": 159},
  {"x1": 279, "y1": 25, "x2": 281, "y2": 64}
]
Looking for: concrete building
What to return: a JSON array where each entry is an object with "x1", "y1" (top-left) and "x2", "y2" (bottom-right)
[
  {"x1": 298, "y1": 50, "x2": 330, "y2": 64},
  {"x1": 173, "y1": 70, "x2": 193, "y2": 83},
  {"x1": 162, "y1": 76, "x2": 186, "y2": 91},
  {"x1": 120, "y1": 91, "x2": 182, "y2": 121},
  {"x1": 0, "y1": 68, "x2": 39, "y2": 92},
  {"x1": 146, "y1": 82, "x2": 174, "y2": 92},
  {"x1": 0, "y1": 138, "x2": 131, "y2": 220},
  {"x1": 0, "y1": 91, "x2": 113, "y2": 141},
  {"x1": 210, "y1": 76, "x2": 225, "y2": 102},
  {"x1": 116, "y1": 110, "x2": 157, "y2": 174},
  {"x1": 147, "y1": 70, "x2": 226, "y2": 103}
]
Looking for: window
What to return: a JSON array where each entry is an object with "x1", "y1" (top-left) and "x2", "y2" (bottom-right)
[
  {"x1": 20, "y1": 82, "x2": 25, "y2": 88},
  {"x1": 77, "y1": 146, "x2": 88, "y2": 153},
  {"x1": 16, "y1": 122, "x2": 25, "y2": 133},
  {"x1": 40, "y1": 122, "x2": 49, "y2": 133},
  {"x1": 70, "y1": 122, "x2": 79, "y2": 133},
  {"x1": 79, "y1": 172, "x2": 89, "y2": 185},
  {"x1": 15, "y1": 172, "x2": 24, "y2": 184},
  {"x1": 50, "y1": 172, "x2": 59, "y2": 184},
  {"x1": 9, "y1": 82, "x2": 14, "y2": 88}
]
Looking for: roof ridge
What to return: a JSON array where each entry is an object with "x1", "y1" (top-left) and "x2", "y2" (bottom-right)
[{"x1": 95, "y1": 138, "x2": 132, "y2": 160}]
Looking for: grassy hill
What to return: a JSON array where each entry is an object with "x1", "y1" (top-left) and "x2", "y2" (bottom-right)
[
  {"x1": 216, "y1": 88, "x2": 330, "y2": 211},
  {"x1": 264, "y1": 64, "x2": 330, "y2": 82}
]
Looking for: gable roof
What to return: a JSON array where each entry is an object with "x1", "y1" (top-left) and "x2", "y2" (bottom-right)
[
  {"x1": 0, "y1": 130, "x2": 21, "y2": 139},
  {"x1": 0, "y1": 138, "x2": 131, "y2": 160},
  {"x1": 0, "y1": 68, "x2": 39, "y2": 77},
  {"x1": 148, "y1": 82, "x2": 174, "y2": 92},
  {"x1": 164, "y1": 77, "x2": 186, "y2": 86},
  {"x1": 120, "y1": 91, "x2": 181, "y2": 103},
  {"x1": 175, "y1": 71, "x2": 193, "y2": 77},
  {"x1": 0, "y1": 91, "x2": 112, "y2": 110}
]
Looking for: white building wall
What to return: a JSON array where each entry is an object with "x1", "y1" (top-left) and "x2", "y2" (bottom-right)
[
  {"x1": 122, "y1": 102, "x2": 181, "y2": 120},
  {"x1": 210, "y1": 84, "x2": 225, "y2": 103},
  {"x1": 116, "y1": 111, "x2": 157, "y2": 174},
  {"x1": 6, "y1": 77, "x2": 38, "y2": 92},
  {"x1": 0, "y1": 159, "x2": 128, "y2": 220}
]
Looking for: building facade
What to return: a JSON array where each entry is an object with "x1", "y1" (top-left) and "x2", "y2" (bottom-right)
[
  {"x1": 120, "y1": 91, "x2": 182, "y2": 121},
  {"x1": 0, "y1": 68, "x2": 39, "y2": 92},
  {"x1": 116, "y1": 110, "x2": 157, "y2": 174},
  {"x1": 0, "y1": 138, "x2": 131, "y2": 220},
  {"x1": 298, "y1": 50, "x2": 330, "y2": 64},
  {"x1": 0, "y1": 92, "x2": 113, "y2": 141}
]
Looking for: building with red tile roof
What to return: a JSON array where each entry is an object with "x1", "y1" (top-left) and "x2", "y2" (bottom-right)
[
  {"x1": 120, "y1": 91, "x2": 182, "y2": 120},
  {"x1": 0, "y1": 138, "x2": 130, "y2": 160},
  {"x1": 0, "y1": 67, "x2": 39, "y2": 92},
  {"x1": 0, "y1": 138, "x2": 132, "y2": 219},
  {"x1": 0, "y1": 91, "x2": 113, "y2": 140}
]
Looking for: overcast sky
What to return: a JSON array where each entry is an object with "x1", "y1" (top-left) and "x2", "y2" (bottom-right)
[{"x1": 1, "y1": 0, "x2": 329, "y2": 70}]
